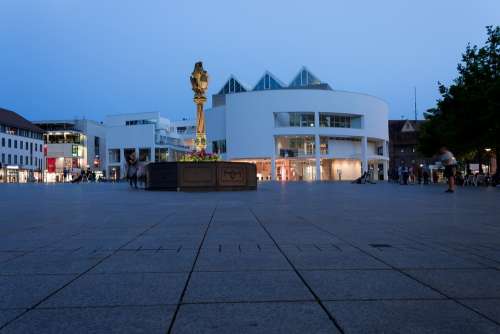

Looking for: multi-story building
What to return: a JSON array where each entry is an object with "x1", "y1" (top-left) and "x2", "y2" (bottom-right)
[
  {"x1": 0, "y1": 108, "x2": 45, "y2": 183},
  {"x1": 172, "y1": 118, "x2": 196, "y2": 149},
  {"x1": 34, "y1": 119, "x2": 106, "y2": 182},
  {"x1": 206, "y1": 67, "x2": 389, "y2": 181},
  {"x1": 105, "y1": 112, "x2": 193, "y2": 180},
  {"x1": 388, "y1": 120, "x2": 433, "y2": 175}
]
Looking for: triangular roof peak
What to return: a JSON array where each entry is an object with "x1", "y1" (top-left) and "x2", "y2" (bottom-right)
[
  {"x1": 401, "y1": 120, "x2": 416, "y2": 132},
  {"x1": 289, "y1": 66, "x2": 322, "y2": 87},
  {"x1": 253, "y1": 71, "x2": 286, "y2": 91},
  {"x1": 217, "y1": 75, "x2": 248, "y2": 95}
]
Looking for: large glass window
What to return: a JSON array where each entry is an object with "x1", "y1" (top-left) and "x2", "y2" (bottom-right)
[
  {"x1": 218, "y1": 77, "x2": 247, "y2": 95},
  {"x1": 94, "y1": 137, "x2": 100, "y2": 156},
  {"x1": 108, "y1": 149, "x2": 120, "y2": 163},
  {"x1": 253, "y1": 73, "x2": 283, "y2": 91},
  {"x1": 212, "y1": 140, "x2": 227, "y2": 154},
  {"x1": 276, "y1": 159, "x2": 316, "y2": 181},
  {"x1": 276, "y1": 136, "x2": 315, "y2": 157},
  {"x1": 139, "y1": 148, "x2": 151, "y2": 162},
  {"x1": 124, "y1": 148, "x2": 136, "y2": 162},
  {"x1": 289, "y1": 69, "x2": 321, "y2": 87},
  {"x1": 320, "y1": 136, "x2": 329, "y2": 155},
  {"x1": 45, "y1": 132, "x2": 84, "y2": 144},
  {"x1": 155, "y1": 148, "x2": 168, "y2": 162},
  {"x1": 274, "y1": 112, "x2": 315, "y2": 128},
  {"x1": 71, "y1": 145, "x2": 79, "y2": 157},
  {"x1": 319, "y1": 113, "x2": 362, "y2": 129}
]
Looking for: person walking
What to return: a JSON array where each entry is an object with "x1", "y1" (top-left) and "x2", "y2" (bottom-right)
[
  {"x1": 126, "y1": 151, "x2": 138, "y2": 189},
  {"x1": 439, "y1": 146, "x2": 457, "y2": 193}
]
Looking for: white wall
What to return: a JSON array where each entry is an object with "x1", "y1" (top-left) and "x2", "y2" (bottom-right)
[
  {"x1": 206, "y1": 89, "x2": 389, "y2": 160},
  {"x1": 105, "y1": 112, "x2": 160, "y2": 126},
  {"x1": 106, "y1": 124, "x2": 156, "y2": 150},
  {"x1": 206, "y1": 106, "x2": 227, "y2": 150}
]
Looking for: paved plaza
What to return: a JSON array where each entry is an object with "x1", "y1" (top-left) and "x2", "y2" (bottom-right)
[{"x1": 0, "y1": 182, "x2": 499, "y2": 333}]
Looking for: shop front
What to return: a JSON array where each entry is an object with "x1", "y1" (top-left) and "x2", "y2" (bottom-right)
[{"x1": 0, "y1": 166, "x2": 43, "y2": 183}]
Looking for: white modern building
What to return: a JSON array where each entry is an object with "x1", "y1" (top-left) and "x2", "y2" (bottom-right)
[
  {"x1": 105, "y1": 112, "x2": 194, "y2": 180},
  {"x1": 206, "y1": 67, "x2": 389, "y2": 181},
  {"x1": 35, "y1": 119, "x2": 107, "y2": 182},
  {"x1": 0, "y1": 108, "x2": 45, "y2": 183}
]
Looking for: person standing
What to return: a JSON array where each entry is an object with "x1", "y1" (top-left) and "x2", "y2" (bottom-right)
[
  {"x1": 439, "y1": 146, "x2": 457, "y2": 193},
  {"x1": 126, "y1": 151, "x2": 138, "y2": 189}
]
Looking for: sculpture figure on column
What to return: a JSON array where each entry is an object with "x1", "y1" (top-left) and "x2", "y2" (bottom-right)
[{"x1": 190, "y1": 62, "x2": 209, "y2": 151}]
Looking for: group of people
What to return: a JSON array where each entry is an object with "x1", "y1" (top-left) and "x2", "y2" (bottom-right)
[
  {"x1": 391, "y1": 147, "x2": 458, "y2": 193},
  {"x1": 125, "y1": 151, "x2": 145, "y2": 189},
  {"x1": 66, "y1": 169, "x2": 101, "y2": 183},
  {"x1": 393, "y1": 164, "x2": 432, "y2": 186}
]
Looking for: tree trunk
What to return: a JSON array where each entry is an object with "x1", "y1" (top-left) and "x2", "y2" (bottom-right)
[{"x1": 495, "y1": 148, "x2": 500, "y2": 177}]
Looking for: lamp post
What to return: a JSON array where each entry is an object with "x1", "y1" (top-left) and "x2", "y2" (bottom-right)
[
  {"x1": 485, "y1": 148, "x2": 492, "y2": 174},
  {"x1": 190, "y1": 62, "x2": 209, "y2": 152}
]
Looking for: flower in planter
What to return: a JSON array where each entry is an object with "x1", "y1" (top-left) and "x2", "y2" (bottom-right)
[{"x1": 180, "y1": 149, "x2": 220, "y2": 162}]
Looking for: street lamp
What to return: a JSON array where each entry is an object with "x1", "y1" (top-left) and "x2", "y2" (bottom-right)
[{"x1": 485, "y1": 148, "x2": 492, "y2": 174}]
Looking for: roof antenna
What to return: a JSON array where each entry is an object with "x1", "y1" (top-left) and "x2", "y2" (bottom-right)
[{"x1": 414, "y1": 86, "x2": 417, "y2": 122}]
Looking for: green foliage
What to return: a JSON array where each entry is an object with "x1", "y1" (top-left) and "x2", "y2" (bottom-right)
[{"x1": 418, "y1": 26, "x2": 500, "y2": 161}]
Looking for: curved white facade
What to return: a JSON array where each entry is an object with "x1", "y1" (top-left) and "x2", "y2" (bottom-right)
[{"x1": 206, "y1": 70, "x2": 389, "y2": 181}]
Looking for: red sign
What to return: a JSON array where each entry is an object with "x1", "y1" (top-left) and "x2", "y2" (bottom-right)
[{"x1": 47, "y1": 158, "x2": 56, "y2": 173}]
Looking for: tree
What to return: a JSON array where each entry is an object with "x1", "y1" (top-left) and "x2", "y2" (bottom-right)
[{"x1": 419, "y1": 26, "x2": 500, "y2": 174}]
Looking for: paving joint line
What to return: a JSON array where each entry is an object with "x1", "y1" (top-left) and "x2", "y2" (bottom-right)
[
  {"x1": 249, "y1": 208, "x2": 345, "y2": 334},
  {"x1": 0, "y1": 212, "x2": 177, "y2": 331},
  {"x1": 166, "y1": 204, "x2": 218, "y2": 334},
  {"x1": 301, "y1": 218, "x2": 500, "y2": 328}
]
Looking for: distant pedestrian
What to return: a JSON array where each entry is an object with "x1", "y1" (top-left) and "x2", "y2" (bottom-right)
[
  {"x1": 402, "y1": 165, "x2": 409, "y2": 185},
  {"x1": 439, "y1": 146, "x2": 457, "y2": 193},
  {"x1": 423, "y1": 167, "x2": 430, "y2": 185},
  {"x1": 126, "y1": 151, "x2": 138, "y2": 189}
]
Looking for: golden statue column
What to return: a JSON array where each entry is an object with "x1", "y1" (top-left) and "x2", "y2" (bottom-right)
[{"x1": 190, "y1": 62, "x2": 209, "y2": 152}]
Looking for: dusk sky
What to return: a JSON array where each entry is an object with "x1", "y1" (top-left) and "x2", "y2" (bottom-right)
[{"x1": 1, "y1": 1, "x2": 499, "y2": 122}]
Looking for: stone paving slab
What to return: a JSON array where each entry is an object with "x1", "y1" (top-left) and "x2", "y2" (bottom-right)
[
  {"x1": 363, "y1": 248, "x2": 486, "y2": 269},
  {"x1": 91, "y1": 249, "x2": 196, "y2": 274},
  {"x1": 0, "y1": 310, "x2": 24, "y2": 329},
  {"x1": 0, "y1": 274, "x2": 76, "y2": 308},
  {"x1": 0, "y1": 250, "x2": 111, "y2": 275},
  {"x1": 184, "y1": 271, "x2": 314, "y2": 303},
  {"x1": 301, "y1": 269, "x2": 442, "y2": 300},
  {"x1": 41, "y1": 273, "x2": 187, "y2": 307},
  {"x1": 0, "y1": 252, "x2": 24, "y2": 264},
  {"x1": 171, "y1": 302, "x2": 341, "y2": 334},
  {"x1": 282, "y1": 246, "x2": 390, "y2": 270},
  {"x1": 2, "y1": 306, "x2": 175, "y2": 334},
  {"x1": 458, "y1": 299, "x2": 500, "y2": 324},
  {"x1": 404, "y1": 269, "x2": 500, "y2": 298},
  {"x1": 325, "y1": 300, "x2": 500, "y2": 333},
  {"x1": 194, "y1": 246, "x2": 292, "y2": 272}
]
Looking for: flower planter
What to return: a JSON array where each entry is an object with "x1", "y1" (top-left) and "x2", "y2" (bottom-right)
[{"x1": 145, "y1": 162, "x2": 257, "y2": 191}]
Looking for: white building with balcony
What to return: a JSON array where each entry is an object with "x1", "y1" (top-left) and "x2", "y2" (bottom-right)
[
  {"x1": 105, "y1": 112, "x2": 194, "y2": 180},
  {"x1": 206, "y1": 67, "x2": 389, "y2": 181},
  {"x1": 35, "y1": 119, "x2": 107, "y2": 182}
]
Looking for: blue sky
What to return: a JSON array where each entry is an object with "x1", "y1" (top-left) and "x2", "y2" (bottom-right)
[{"x1": 1, "y1": 0, "x2": 499, "y2": 122}]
